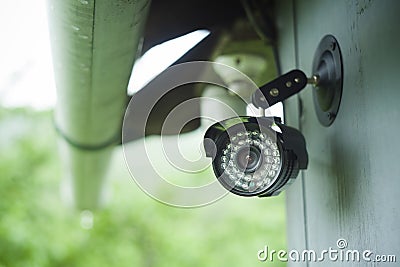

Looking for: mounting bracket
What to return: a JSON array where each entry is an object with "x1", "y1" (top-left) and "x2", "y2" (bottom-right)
[
  {"x1": 251, "y1": 34, "x2": 344, "y2": 127},
  {"x1": 312, "y1": 35, "x2": 343, "y2": 126}
]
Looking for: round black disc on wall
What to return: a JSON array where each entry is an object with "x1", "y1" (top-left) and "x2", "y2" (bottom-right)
[{"x1": 312, "y1": 35, "x2": 343, "y2": 127}]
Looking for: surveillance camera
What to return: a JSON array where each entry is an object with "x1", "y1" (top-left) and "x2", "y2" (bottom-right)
[
  {"x1": 200, "y1": 40, "x2": 343, "y2": 197},
  {"x1": 203, "y1": 116, "x2": 308, "y2": 197}
]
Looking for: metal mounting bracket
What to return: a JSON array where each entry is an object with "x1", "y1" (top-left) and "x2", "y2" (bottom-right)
[
  {"x1": 252, "y1": 70, "x2": 308, "y2": 108},
  {"x1": 251, "y1": 34, "x2": 344, "y2": 127},
  {"x1": 312, "y1": 34, "x2": 343, "y2": 127}
]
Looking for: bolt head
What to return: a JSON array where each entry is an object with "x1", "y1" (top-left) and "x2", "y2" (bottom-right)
[{"x1": 269, "y1": 88, "x2": 279, "y2": 97}]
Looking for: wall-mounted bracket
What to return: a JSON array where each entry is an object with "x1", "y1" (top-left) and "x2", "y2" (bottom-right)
[
  {"x1": 252, "y1": 70, "x2": 308, "y2": 108},
  {"x1": 312, "y1": 35, "x2": 343, "y2": 126},
  {"x1": 251, "y1": 34, "x2": 343, "y2": 127}
]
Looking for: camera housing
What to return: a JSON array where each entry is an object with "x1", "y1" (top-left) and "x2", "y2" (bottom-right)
[{"x1": 204, "y1": 116, "x2": 308, "y2": 197}]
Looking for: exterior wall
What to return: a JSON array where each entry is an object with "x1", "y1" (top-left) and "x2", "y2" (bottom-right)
[{"x1": 276, "y1": 0, "x2": 400, "y2": 266}]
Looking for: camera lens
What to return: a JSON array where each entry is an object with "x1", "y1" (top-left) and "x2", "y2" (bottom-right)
[
  {"x1": 216, "y1": 128, "x2": 282, "y2": 195},
  {"x1": 204, "y1": 116, "x2": 308, "y2": 197},
  {"x1": 236, "y1": 146, "x2": 262, "y2": 173}
]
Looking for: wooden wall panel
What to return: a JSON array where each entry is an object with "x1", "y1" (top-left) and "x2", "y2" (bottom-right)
[{"x1": 278, "y1": 0, "x2": 400, "y2": 265}]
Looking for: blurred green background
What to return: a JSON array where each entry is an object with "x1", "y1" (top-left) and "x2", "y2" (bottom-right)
[{"x1": 0, "y1": 108, "x2": 286, "y2": 266}]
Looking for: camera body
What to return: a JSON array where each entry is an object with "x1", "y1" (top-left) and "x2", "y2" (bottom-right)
[{"x1": 204, "y1": 116, "x2": 308, "y2": 197}]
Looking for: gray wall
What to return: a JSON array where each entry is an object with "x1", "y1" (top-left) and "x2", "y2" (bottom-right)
[{"x1": 276, "y1": 0, "x2": 400, "y2": 266}]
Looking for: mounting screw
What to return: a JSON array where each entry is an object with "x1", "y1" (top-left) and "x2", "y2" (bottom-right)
[
  {"x1": 327, "y1": 112, "x2": 336, "y2": 120},
  {"x1": 330, "y1": 42, "x2": 336, "y2": 51},
  {"x1": 269, "y1": 88, "x2": 279, "y2": 97}
]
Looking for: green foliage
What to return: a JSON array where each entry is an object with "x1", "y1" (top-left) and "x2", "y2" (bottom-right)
[{"x1": 0, "y1": 109, "x2": 286, "y2": 267}]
